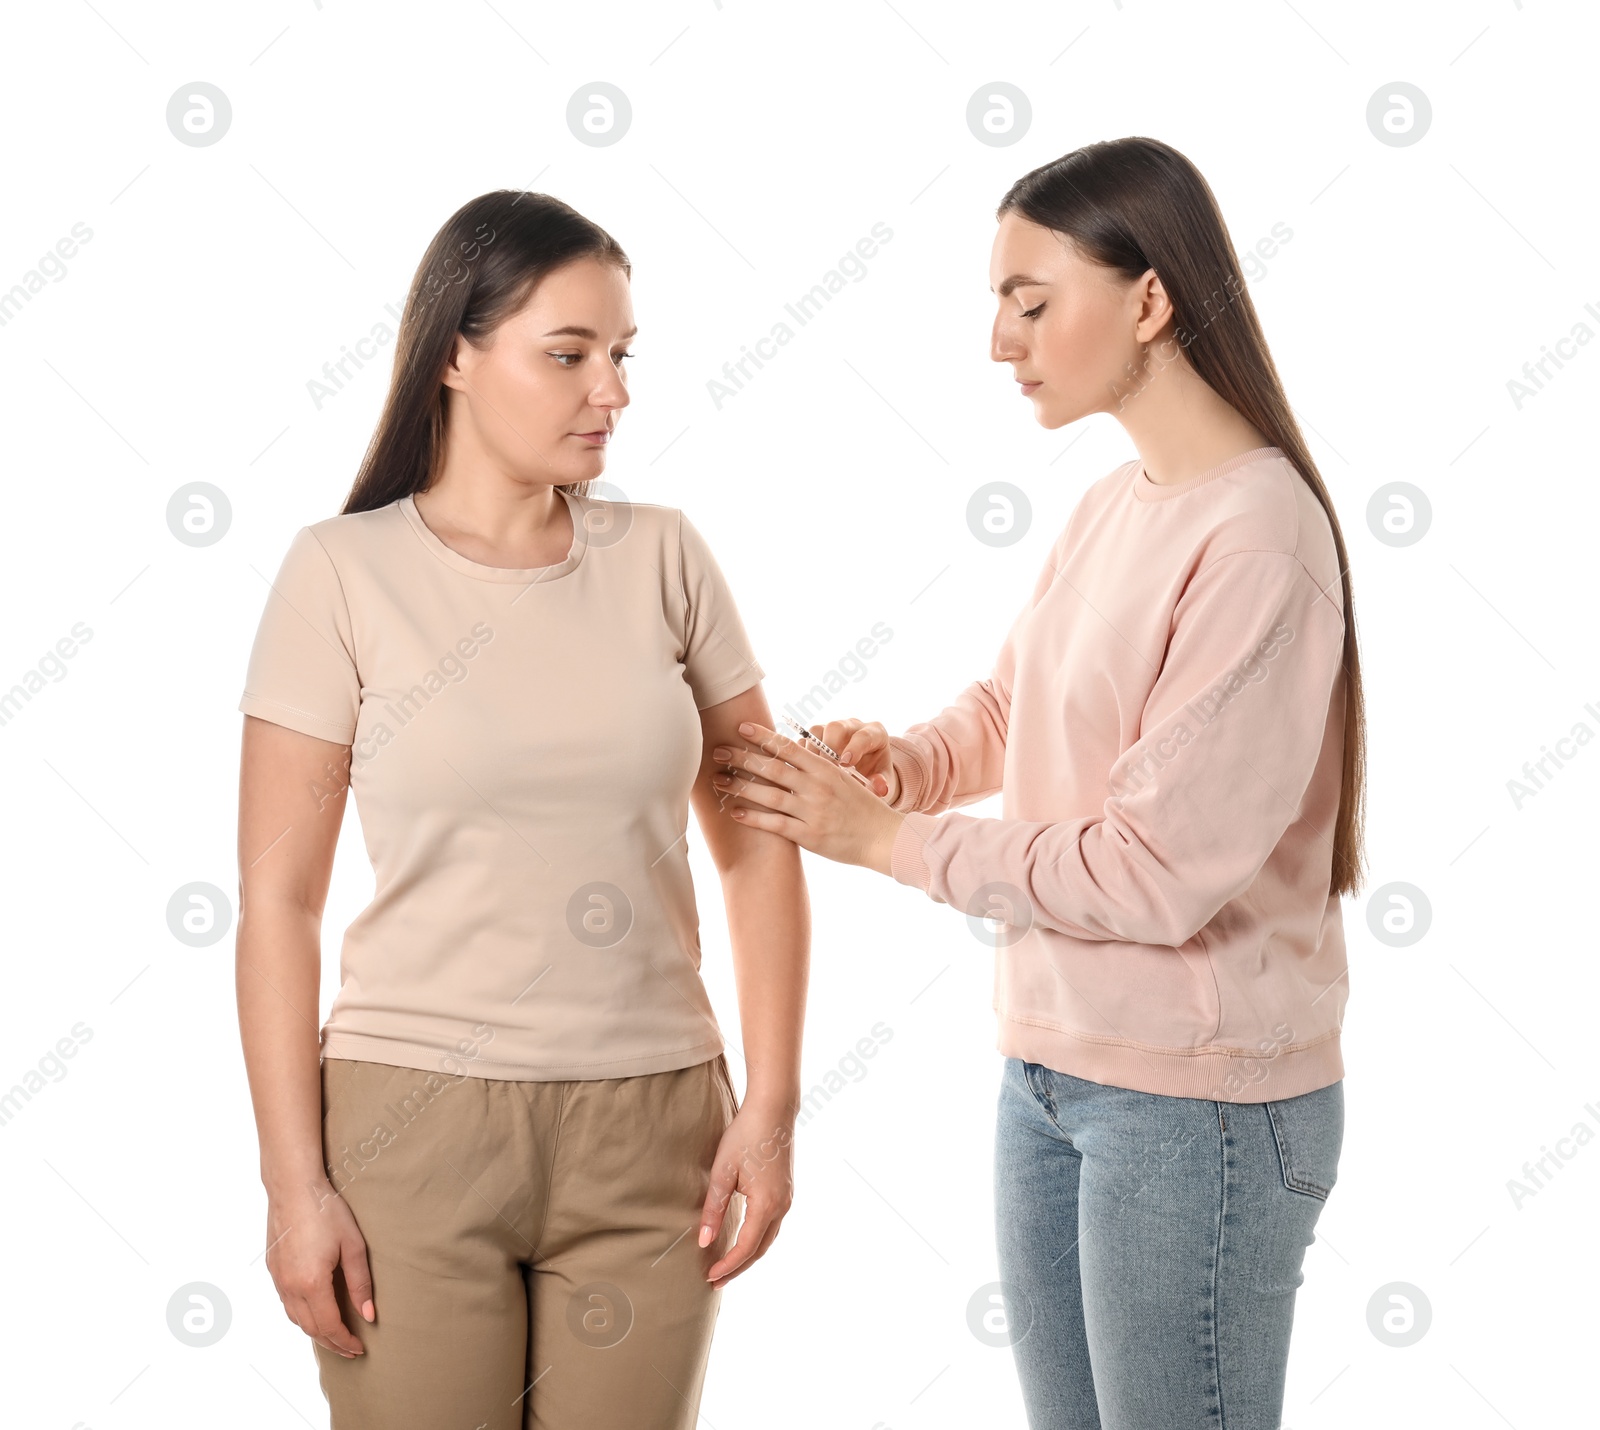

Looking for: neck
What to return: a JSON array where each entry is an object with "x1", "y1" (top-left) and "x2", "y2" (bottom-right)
[
  {"x1": 413, "y1": 474, "x2": 572, "y2": 566},
  {"x1": 1110, "y1": 343, "x2": 1271, "y2": 486}
]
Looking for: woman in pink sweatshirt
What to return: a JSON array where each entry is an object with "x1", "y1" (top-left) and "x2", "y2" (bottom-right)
[{"x1": 710, "y1": 136, "x2": 1365, "y2": 1428}]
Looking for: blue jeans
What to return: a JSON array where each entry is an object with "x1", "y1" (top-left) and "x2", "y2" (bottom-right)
[{"x1": 994, "y1": 1057, "x2": 1343, "y2": 1429}]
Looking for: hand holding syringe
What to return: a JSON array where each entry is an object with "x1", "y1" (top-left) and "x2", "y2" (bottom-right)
[{"x1": 780, "y1": 722, "x2": 896, "y2": 799}]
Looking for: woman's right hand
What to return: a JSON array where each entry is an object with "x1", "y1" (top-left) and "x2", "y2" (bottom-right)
[
  {"x1": 810, "y1": 719, "x2": 893, "y2": 797},
  {"x1": 264, "y1": 1177, "x2": 375, "y2": 1358}
]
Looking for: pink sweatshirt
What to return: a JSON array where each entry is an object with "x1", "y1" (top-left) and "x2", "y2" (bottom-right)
[{"x1": 885, "y1": 446, "x2": 1348, "y2": 1102}]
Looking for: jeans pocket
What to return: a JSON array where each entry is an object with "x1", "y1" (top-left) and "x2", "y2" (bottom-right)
[{"x1": 1265, "y1": 1080, "x2": 1344, "y2": 1201}]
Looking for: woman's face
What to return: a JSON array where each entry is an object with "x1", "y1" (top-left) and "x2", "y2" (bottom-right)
[
  {"x1": 988, "y1": 211, "x2": 1157, "y2": 429},
  {"x1": 442, "y1": 256, "x2": 635, "y2": 487}
]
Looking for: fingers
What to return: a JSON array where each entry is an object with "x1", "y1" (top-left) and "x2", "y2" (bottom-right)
[
  {"x1": 342, "y1": 1236, "x2": 377, "y2": 1325},
  {"x1": 302, "y1": 1276, "x2": 366, "y2": 1357},
  {"x1": 816, "y1": 719, "x2": 859, "y2": 753},
  {"x1": 715, "y1": 727, "x2": 823, "y2": 792},
  {"x1": 286, "y1": 1293, "x2": 362, "y2": 1358},
  {"x1": 816, "y1": 719, "x2": 887, "y2": 771},
  {"x1": 705, "y1": 1197, "x2": 774, "y2": 1285},
  {"x1": 712, "y1": 764, "x2": 791, "y2": 811},
  {"x1": 837, "y1": 722, "x2": 887, "y2": 767},
  {"x1": 698, "y1": 1155, "x2": 739, "y2": 1250},
  {"x1": 736, "y1": 722, "x2": 831, "y2": 775},
  {"x1": 708, "y1": 1209, "x2": 784, "y2": 1289},
  {"x1": 713, "y1": 746, "x2": 792, "y2": 791}
]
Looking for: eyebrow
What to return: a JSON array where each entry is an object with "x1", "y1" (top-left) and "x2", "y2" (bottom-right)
[
  {"x1": 541, "y1": 325, "x2": 639, "y2": 340},
  {"x1": 990, "y1": 275, "x2": 1047, "y2": 298}
]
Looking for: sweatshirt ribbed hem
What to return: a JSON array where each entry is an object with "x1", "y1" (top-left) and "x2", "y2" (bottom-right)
[{"x1": 996, "y1": 1014, "x2": 1344, "y2": 1102}]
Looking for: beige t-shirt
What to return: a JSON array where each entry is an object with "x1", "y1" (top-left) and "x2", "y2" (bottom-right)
[{"x1": 238, "y1": 489, "x2": 765, "y2": 1081}]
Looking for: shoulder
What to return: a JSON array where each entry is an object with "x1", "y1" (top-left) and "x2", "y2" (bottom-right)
[
  {"x1": 626, "y1": 500, "x2": 722, "y2": 561},
  {"x1": 586, "y1": 496, "x2": 678, "y2": 531},
  {"x1": 1051, "y1": 457, "x2": 1139, "y2": 555},
  {"x1": 1081, "y1": 458, "x2": 1140, "y2": 511},
  {"x1": 565, "y1": 497, "x2": 717, "y2": 594},
  {"x1": 573, "y1": 494, "x2": 681, "y2": 565},
  {"x1": 616, "y1": 500, "x2": 711, "y2": 533},
  {"x1": 1201, "y1": 453, "x2": 1342, "y2": 599},
  {"x1": 301, "y1": 500, "x2": 410, "y2": 567}
]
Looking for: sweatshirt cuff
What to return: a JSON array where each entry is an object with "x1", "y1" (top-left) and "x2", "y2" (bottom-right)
[
  {"x1": 889, "y1": 813, "x2": 936, "y2": 892},
  {"x1": 886, "y1": 737, "x2": 928, "y2": 812}
]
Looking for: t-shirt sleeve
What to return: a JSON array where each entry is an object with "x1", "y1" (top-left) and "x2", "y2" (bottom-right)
[
  {"x1": 675, "y1": 510, "x2": 765, "y2": 710},
  {"x1": 238, "y1": 525, "x2": 361, "y2": 744}
]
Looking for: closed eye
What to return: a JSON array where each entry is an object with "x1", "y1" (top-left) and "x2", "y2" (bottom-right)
[
  {"x1": 550, "y1": 350, "x2": 635, "y2": 367},
  {"x1": 1021, "y1": 302, "x2": 1045, "y2": 319}
]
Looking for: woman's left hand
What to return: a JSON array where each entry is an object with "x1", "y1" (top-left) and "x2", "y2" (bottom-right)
[
  {"x1": 699, "y1": 1096, "x2": 796, "y2": 1289},
  {"x1": 711, "y1": 722, "x2": 905, "y2": 874}
]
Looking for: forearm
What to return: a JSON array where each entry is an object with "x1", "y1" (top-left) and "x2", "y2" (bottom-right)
[
  {"x1": 890, "y1": 809, "x2": 1194, "y2": 944},
  {"x1": 236, "y1": 896, "x2": 328, "y2": 1197},
  {"x1": 719, "y1": 839, "x2": 809, "y2": 1119},
  {"x1": 883, "y1": 684, "x2": 1008, "y2": 815}
]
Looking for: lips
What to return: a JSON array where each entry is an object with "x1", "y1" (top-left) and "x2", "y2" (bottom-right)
[{"x1": 1018, "y1": 381, "x2": 1041, "y2": 394}]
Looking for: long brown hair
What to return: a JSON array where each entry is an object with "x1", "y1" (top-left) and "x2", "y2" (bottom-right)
[
  {"x1": 998, "y1": 137, "x2": 1367, "y2": 896},
  {"x1": 341, "y1": 190, "x2": 630, "y2": 516}
]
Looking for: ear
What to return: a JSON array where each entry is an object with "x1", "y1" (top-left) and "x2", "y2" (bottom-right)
[
  {"x1": 1135, "y1": 268, "x2": 1175, "y2": 344},
  {"x1": 439, "y1": 332, "x2": 474, "y2": 393}
]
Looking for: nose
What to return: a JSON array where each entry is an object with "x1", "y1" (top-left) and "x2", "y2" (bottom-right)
[
  {"x1": 991, "y1": 310, "x2": 1025, "y2": 365},
  {"x1": 589, "y1": 363, "x2": 631, "y2": 414}
]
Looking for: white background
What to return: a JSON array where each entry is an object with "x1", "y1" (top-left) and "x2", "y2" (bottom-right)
[{"x1": 1, "y1": 1, "x2": 1595, "y2": 1426}]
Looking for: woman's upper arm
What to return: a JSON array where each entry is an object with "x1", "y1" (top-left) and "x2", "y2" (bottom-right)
[
  {"x1": 689, "y1": 683, "x2": 791, "y2": 875},
  {"x1": 238, "y1": 715, "x2": 351, "y2": 918},
  {"x1": 236, "y1": 522, "x2": 363, "y2": 917}
]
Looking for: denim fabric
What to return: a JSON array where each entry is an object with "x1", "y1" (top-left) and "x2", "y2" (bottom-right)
[{"x1": 994, "y1": 1057, "x2": 1343, "y2": 1429}]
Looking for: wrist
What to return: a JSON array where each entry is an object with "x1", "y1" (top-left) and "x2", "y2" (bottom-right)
[
  {"x1": 740, "y1": 1082, "x2": 802, "y2": 1122},
  {"x1": 262, "y1": 1158, "x2": 331, "y2": 1201},
  {"x1": 866, "y1": 807, "x2": 905, "y2": 877}
]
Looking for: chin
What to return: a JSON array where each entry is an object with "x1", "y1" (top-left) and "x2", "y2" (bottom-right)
[{"x1": 1033, "y1": 396, "x2": 1090, "y2": 430}]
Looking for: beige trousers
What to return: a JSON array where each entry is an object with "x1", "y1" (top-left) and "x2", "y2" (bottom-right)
[{"x1": 314, "y1": 1053, "x2": 743, "y2": 1429}]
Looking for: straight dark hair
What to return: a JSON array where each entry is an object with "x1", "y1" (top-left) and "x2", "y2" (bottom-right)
[
  {"x1": 998, "y1": 137, "x2": 1367, "y2": 897},
  {"x1": 340, "y1": 190, "x2": 630, "y2": 516}
]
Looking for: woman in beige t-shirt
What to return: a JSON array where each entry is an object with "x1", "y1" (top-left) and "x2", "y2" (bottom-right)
[{"x1": 235, "y1": 192, "x2": 807, "y2": 1429}]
